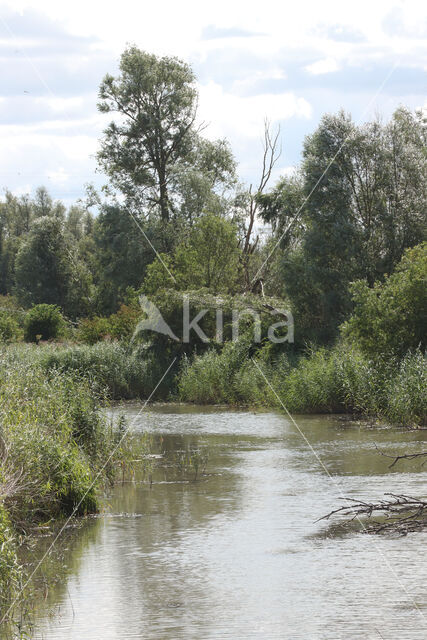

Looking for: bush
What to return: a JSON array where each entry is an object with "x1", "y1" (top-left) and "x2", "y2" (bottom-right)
[
  {"x1": 0, "y1": 313, "x2": 21, "y2": 343},
  {"x1": 342, "y1": 243, "x2": 427, "y2": 358},
  {"x1": 77, "y1": 316, "x2": 111, "y2": 345},
  {"x1": 24, "y1": 304, "x2": 65, "y2": 343},
  {"x1": 77, "y1": 305, "x2": 141, "y2": 345}
]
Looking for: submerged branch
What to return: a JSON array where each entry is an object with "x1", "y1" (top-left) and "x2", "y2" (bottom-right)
[
  {"x1": 373, "y1": 444, "x2": 427, "y2": 468},
  {"x1": 318, "y1": 493, "x2": 427, "y2": 535}
]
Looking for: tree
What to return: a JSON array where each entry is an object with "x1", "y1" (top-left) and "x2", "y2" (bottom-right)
[
  {"x1": 236, "y1": 120, "x2": 281, "y2": 292},
  {"x1": 176, "y1": 214, "x2": 240, "y2": 292},
  {"x1": 258, "y1": 108, "x2": 426, "y2": 345},
  {"x1": 97, "y1": 47, "x2": 198, "y2": 222},
  {"x1": 14, "y1": 216, "x2": 92, "y2": 318},
  {"x1": 342, "y1": 242, "x2": 427, "y2": 358},
  {"x1": 142, "y1": 214, "x2": 241, "y2": 294}
]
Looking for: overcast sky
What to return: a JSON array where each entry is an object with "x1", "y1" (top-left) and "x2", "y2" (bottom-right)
[{"x1": 0, "y1": 0, "x2": 426, "y2": 205}]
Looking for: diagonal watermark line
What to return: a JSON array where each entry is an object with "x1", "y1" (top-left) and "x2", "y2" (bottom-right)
[
  {"x1": 0, "y1": 357, "x2": 177, "y2": 625},
  {"x1": 251, "y1": 358, "x2": 426, "y2": 628},
  {"x1": 251, "y1": 59, "x2": 400, "y2": 285}
]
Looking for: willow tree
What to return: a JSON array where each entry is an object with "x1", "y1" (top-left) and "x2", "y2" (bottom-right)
[{"x1": 97, "y1": 47, "x2": 199, "y2": 222}]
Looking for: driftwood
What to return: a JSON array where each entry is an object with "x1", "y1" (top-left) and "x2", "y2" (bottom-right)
[
  {"x1": 319, "y1": 447, "x2": 427, "y2": 535},
  {"x1": 374, "y1": 444, "x2": 427, "y2": 469},
  {"x1": 318, "y1": 494, "x2": 427, "y2": 535}
]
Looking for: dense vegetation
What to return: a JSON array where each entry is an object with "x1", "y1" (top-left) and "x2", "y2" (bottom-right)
[{"x1": 0, "y1": 46, "x2": 425, "y2": 615}]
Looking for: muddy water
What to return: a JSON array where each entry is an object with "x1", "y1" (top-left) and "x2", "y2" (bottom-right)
[{"x1": 31, "y1": 406, "x2": 426, "y2": 639}]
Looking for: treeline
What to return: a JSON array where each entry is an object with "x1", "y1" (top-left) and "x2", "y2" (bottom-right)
[{"x1": 0, "y1": 45, "x2": 425, "y2": 401}]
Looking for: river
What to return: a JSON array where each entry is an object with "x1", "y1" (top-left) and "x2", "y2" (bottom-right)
[{"x1": 29, "y1": 405, "x2": 426, "y2": 639}]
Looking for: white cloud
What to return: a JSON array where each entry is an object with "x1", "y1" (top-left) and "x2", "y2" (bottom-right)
[
  {"x1": 305, "y1": 57, "x2": 340, "y2": 75},
  {"x1": 198, "y1": 82, "x2": 312, "y2": 140},
  {"x1": 46, "y1": 167, "x2": 69, "y2": 184},
  {"x1": 0, "y1": 0, "x2": 425, "y2": 199}
]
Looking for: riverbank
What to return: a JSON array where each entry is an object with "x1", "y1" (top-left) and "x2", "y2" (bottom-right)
[
  {"x1": 35, "y1": 340, "x2": 426, "y2": 428},
  {"x1": 0, "y1": 345, "x2": 126, "y2": 621},
  {"x1": 178, "y1": 342, "x2": 426, "y2": 428}
]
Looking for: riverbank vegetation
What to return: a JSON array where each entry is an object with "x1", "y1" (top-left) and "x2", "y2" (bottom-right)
[{"x1": 0, "y1": 345, "x2": 131, "y2": 621}]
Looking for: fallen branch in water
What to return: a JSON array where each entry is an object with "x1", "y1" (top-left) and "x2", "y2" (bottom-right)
[
  {"x1": 318, "y1": 494, "x2": 427, "y2": 535},
  {"x1": 373, "y1": 444, "x2": 427, "y2": 468}
]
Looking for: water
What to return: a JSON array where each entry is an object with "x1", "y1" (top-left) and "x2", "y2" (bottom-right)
[{"x1": 29, "y1": 406, "x2": 426, "y2": 639}]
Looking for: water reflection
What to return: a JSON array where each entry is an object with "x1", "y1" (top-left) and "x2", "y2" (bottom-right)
[{"x1": 26, "y1": 406, "x2": 426, "y2": 639}]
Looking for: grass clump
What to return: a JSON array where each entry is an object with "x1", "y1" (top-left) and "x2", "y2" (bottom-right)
[
  {"x1": 40, "y1": 342, "x2": 159, "y2": 400},
  {"x1": 0, "y1": 503, "x2": 20, "y2": 611}
]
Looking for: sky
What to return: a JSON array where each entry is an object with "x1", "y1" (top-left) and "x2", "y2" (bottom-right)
[{"x1": 0, "y1": 0, "x2": 426, "y2": 205}]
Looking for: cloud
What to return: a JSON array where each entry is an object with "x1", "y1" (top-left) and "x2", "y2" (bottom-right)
[
  {"x1": 305, "y1": 58, "x2": 340, "y2": 75},
  {"x1": 198, "y1": 82, "x2": 312, "y2": 140},
  {"x1": 0, "y1": 0, "x2": 425, "y2": 201},
  {"x1": 201, "y1": 25, "x2": 263, "y2": 40},
  {"x1": 315, "y1": 23, "x2": 366, "y2": 43},
  {"x1": 382, "y1": 6, "x2": 427, "y2": 38}
]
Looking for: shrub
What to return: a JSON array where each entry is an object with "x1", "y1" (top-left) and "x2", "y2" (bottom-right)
[
  {"x1": 24, "y1": 304, "x2": 65, "y2": 343},
  {"x1": 0, "y1": 313, "x2": 21, "y2": 343},
  {"x1": 77, "y1": 316, "x2": 111, "y2": 345},
  {"x1": 342, "y1": 243, "x2": 427, "y2": 358},
  {"x1": 77, "y1": 305, "x2": 140, "y2": 345}
]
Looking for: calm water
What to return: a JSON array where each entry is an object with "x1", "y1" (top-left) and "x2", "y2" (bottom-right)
[{"x1": 29, "y1": 406, "x2": 426, "y2": 639}]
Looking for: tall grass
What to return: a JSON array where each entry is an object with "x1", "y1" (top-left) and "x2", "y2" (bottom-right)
[
  {"x1": 40, "y1": 342, "x2": 165, "y2": 400},
  {"x1": 0, "y1": 345, "x2": 127, "y2": 617},
  {"x1": 178, "y1": 342, "x2": 426, "y2": 427}
]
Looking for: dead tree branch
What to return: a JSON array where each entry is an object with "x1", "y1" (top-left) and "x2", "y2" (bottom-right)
[
  {"x1": 374, "y1": 444, "x2": 427, "y2": 468},
  {"x1": 318, "y1": 494, "x2": 427, "y2": 535},
  {"x1": 241, "y1": 119, "x2": 281, "y2": 292}
]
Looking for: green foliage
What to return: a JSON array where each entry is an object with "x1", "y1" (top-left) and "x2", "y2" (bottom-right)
[
  {"x1": 342, "y1": 243, "x2": 427, "y2": 358},
  {"x1": 0, "y1": 503, "x2": 20, "y2": 611},
  {"x1": 41, "y1": 342, "x2": 161, "y2": 400},
  {"x1": 77, "y1": 304, "x2": 140, "y2": 345},
  {"x1": 97, "y1": 47, "x2": 235, "y2": 223},
  {"x1": 23, "y1": 304, "x2": 65, "y2": 343},
  {"x1": 77, "y1": 316, "x2": 111, "y2": 345},
  {"x1": 141, "y1": 214, "x2": 241, "y2": 295},
  {"x1": 0, "y1": 350, "x2": 112, "y2": 522},
  {"x1": 178, "y1": 341, "x2": 426, "y2": 427},
  {"x1": 14, "y1": 215, "x2": 92, "y2": 318},
  {"x1": 384, "y1": 351, "x2": 427, "y2": 427},
  {"x1": 176, "y1": 214, "x2": 241, "y2": 293},
  {"x1": 0, "y1": 313, "x2": 21, "y2": 343},
  {"x1": 259, "y1": 108, "x2": 426, "y2": 345}
]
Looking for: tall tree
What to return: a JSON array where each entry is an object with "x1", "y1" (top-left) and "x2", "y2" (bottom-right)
[
  {"x1": 258, "y1": 108, "x2": 426, "y2": 344},
  {"x1": 14, "y1": 216, "x2": 92, "y2": 318},
  {"x1": 97, "y1": 47, "x2": 198, "y2": 221}
]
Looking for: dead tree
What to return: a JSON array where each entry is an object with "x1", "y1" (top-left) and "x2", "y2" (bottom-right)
[{"x1": 240, "y1": 120, "x2": 281, "y2": 292}]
